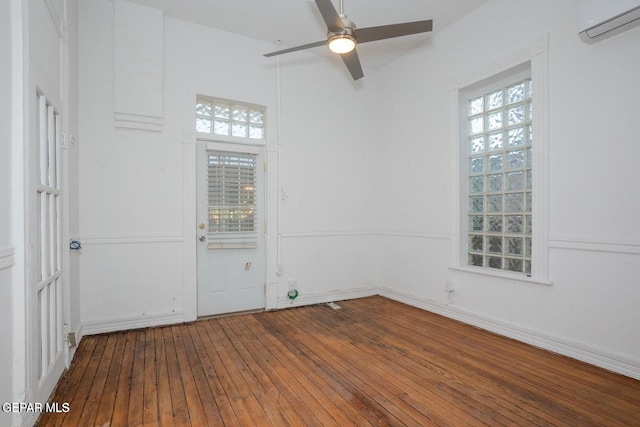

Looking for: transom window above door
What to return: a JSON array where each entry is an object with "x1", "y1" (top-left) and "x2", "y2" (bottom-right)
[{"x1": 196, "y1": 96, "x2": 266, "y2": 141}]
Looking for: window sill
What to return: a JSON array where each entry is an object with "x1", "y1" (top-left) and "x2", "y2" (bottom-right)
[{"x1": 448, "y1": 265, "x2": 553, "y2": 286}]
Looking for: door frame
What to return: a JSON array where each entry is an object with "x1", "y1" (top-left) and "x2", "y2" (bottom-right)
[
  {"x1": 183, "y1": 130, "x2": 279, "y2": 321},
  {"x1": 24, "y1": 46, "x2": 71, "y2": 417},
  {"x1": 196, "y1": 140, "x2": 266, "y2": 316}
]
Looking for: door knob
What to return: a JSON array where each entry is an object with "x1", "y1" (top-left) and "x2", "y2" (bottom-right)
[
  {"x1": 199, "y1": 235, "x2": 206, "y2": 242},
  {"x1": 199, "y1": 223, "x2": 206, "y2": 230}
]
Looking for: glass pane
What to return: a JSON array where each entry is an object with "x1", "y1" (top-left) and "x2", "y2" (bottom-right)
[
  {"x1": 507, "y1": 82, "x2": 525, "y2": 104},
  {"x1": 214, "y1": 103, "x2": 230, "y2": 119},
  {"x1": 525, "y1": 260, "x2": 531, "y2": 274},
  {"x1": 488, "y1": 256, "x2": 502, "y2": 269},
  {"x1": 249, "y1": 109, "x2": 265, "y2": 124},
  {"x1": 488, "y1": 236, "x2": 503, "y2": 254},
  {"x1": 487, "y1": 174, "x2": 503, "y2": 192},
  {"x1": 469, "y1": 254, "x2": 484, "y2": 266},
  {"x1": 488, "y1": 132, "x2": 503, "y2": 151},
  {"x1": 233, "y1": 106, "x2": 248, "y2": 122},
  {"x1": 249, "y1": 125, "x2": 264, "y2": 139},
  {"x1": 526, "y1": 215, "x2": 532, "y2": 234},
  {"x1": 487, "y1": 90, "x2": 503, "y2": 110},
  {"x1": 469, "y1": 97, "x2": 484, "y2": 115},
  {"x1": 470, "y1": 117, "x2": 484, "y2": 135},
  {"x1": 505, "y1": 258, "x2": 523, "y2": 272},
  {"x1": 508, "y1": 105, "x2": 525, "y2": 125},
  {"x1": 470, "y1": 157, "x2": 484, "y2": 174},
  {"x1": 526, "y1": 147, "x2": 533, "y2": 167},
  {"x1": 488, "y1": 111, "x2": 503, "y2": 130},
  {"x1": 469, "y1": 235, "x2": 483, "y2": 252},
  {"x1": 196, "y1": 117, "x2": 212, "y2": 133},
  {"x1": 470, "y1": 215, "x2": 484, "y2": 231},
  {"x1": 506, "y1": 171, "x2": 525, "y2": 191},
  {"x1": 505, "y1": 193, "x2": 524, "y2": 212},
  {"x1": 508, "y1": 127, "x2": 524, "y2": 147},
  {"x1": 526, "y1": 170, "x2": 532, "y2": 190},
  {"x1": 214, "y1": 120, "x2": 230, "y2": 135},
  {"x1": 470, "y1": 176, "x2": 484, "y2": 193},
  {"x1": 507, "y1": 150, "x2": 525, "y2": 169},
  {"x1": 506, "y1": 215, "x2": 524, "y2": 233},
  {"x1": 489, "y1": 154, "x2": 503, "y2": 172},
  {"x1": 506, "y1": 237, "x2": 523, "y2": 255},
  {"x1": 232, "y1": 122, "x2": 248, "y2": 137},
  {"x1": 525, "y1": 192, "x2": 532, "y2": 212},
  {"x1": 470, "y1": 137, "x2": 485, "y2": 154},
  {"x1": 486, "y1": 195, "x2": 502, "y2": 212},
  {"x1": 526, "y1": 80, "x2": 533, "y2": 98},
  {"x1": 196, "y1": 101, "x2": 212, "y2": 116},
  {"x1": 525, "y1": 237, "x2": 532, "y2": 257},
  {"x1": 488, "y1": 215, "x2": 503, "y2": 233},
  {"x1": 470, "y1": 196, "x2": 484, "y2": 213},
  {"x1": 528, "y1": 125, "x2": 533, "y2": 144}
]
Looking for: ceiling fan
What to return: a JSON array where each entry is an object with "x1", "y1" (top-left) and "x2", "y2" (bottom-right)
[{"x1": 264, "y1": 0, "x2": 433, "y2": 81}]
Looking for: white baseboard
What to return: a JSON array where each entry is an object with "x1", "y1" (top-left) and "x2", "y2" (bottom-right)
[
  {"x1": 276, "y1": 286, "x2": 378, "y2": 309},
  {"x1": 82, "y1": 311, "x2": 185, "y2": 336},
  {"x1": 379, "y1": 287, "x2": 640, "y2": 381}
]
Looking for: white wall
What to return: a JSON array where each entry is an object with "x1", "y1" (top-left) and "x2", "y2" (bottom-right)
[
  {"x1": 276, "y1": 53, "x2": 382, "y2": 304},
  {"x1": 77, "y1": 0, "x2": 639, "y2": 379},
  {"x1": 78, "y1": 0, "x2": 384, "y2": 327},
  {"x1": 0, "y1": 1, "x2": 15, "y2": 425},
  {"x1": 376, "y1": 0, "x2": 640, "y2": 376}
]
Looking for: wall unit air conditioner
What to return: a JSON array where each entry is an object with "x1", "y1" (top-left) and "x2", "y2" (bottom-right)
[{"x1": 578, "y1": 0, "x2": 640, "y2": 43}]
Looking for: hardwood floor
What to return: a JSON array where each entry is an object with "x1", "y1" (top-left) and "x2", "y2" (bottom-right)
[{"x1": 37, "y1": 296, "x2": 640, "y2": 426}]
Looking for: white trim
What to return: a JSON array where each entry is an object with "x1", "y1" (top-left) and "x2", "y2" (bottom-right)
[
  {"x1": 206, "y1": 140, "x2": 262, "y2": 154},
  {"x1": 82, "y1": 310, "x2": 185, "y2": 336},
  {"x1": 376, "y1": 229, "x2": 451, "y2": 240},
  {"x1": 550, "y1": 236, "x2": 640, "y2": 255},
  {"x1": 44, "y1": 0, "x2": 67, "y2": 41},
  {"x1": 197, "y1": 132, "x2": 266, "y2": 147},
  {"x1": 280, "y1": 230, "x2": 451, "y2": 240},
  {"x1": 379, "y1": 287, "x2": 640, "y2": 381},
  {"x1": 448, "y1": 265, "x2": 553, "y2": 286},
  {"x1": 0, "y1": 246, "x2": 16, "y2": 271},
  {"x1": 183, "y1": 130, "x2": 198, "y2": 322},
  {"x1": 79, "y1": 233, "x2": 183, "y2": 245},
  {"x1": 280, "y1": 230, "x2": 377, "y2": 238},
  {"x1": 114, "y1": 112, "x2": 163, "y2": 132},
  {"x1": 277, "y1": 286, "x2": 377, "y2": 309}
]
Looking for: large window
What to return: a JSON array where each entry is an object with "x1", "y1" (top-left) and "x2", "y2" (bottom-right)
[
  {"x1": 452, "y1": 38, "x2": 550, "y2": 284},
  {"x1": 196, "y1": 96, "x2": 266, "y2": 141},
  {"x1": 466, "y1": 79, "x2": 533, "y2": 274}
]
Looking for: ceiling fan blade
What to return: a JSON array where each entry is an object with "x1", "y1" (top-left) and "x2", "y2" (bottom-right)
[
  {"x1": 315, "y1": 0, "x2": 344, "y2": 33},
  {"x1": 264, "y1": 40, "x2": 327, "y2": 57},
  {"x1": 355, "y1": 20, "x2": 433, "y2": 44},
  {"x1": 341, "y1": 49, "x2": 364, "y2": 81}
]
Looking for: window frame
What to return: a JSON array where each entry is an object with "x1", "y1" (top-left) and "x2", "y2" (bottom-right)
[
  {"x1": 196, "y1": 95, "x2": 267, "y2": 145},
  {"x1": 449, "y1": 37, "x2": 551, "y2": 286}
]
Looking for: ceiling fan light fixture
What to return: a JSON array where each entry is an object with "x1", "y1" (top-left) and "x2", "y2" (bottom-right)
[{"x1": 328, "y1": 33, "x2": 356, "y2": 54}]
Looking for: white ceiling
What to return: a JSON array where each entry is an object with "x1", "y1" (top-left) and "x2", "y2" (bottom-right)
[{"x1": 127, "y1": 0, "x2": 489, "y2": 70}]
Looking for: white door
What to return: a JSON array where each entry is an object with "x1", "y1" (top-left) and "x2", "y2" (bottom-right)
[
  {"x1": 29, "y1": 90, "x2": 66, "y2": 403},
  {"x1": 197, "y1": 141, "x2": 266, "y2": 316}
]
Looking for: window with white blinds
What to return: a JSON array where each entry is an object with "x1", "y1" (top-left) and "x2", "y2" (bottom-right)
[{"x1": 207, "y1": 150, "x2": 258, "y2": 248}]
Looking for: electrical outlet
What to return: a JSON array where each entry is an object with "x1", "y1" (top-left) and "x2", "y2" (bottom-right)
[
  {"x1": 445, "y1": 281, "x2": 456, "y2": 292},
  {"x1": 288, "y1": 278, "x2": 297, "y2": 291}
]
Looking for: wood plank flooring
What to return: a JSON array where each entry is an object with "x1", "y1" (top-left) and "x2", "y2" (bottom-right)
[{"x1": 37, "y1": 296, "x2": 640, "y2": 426}]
